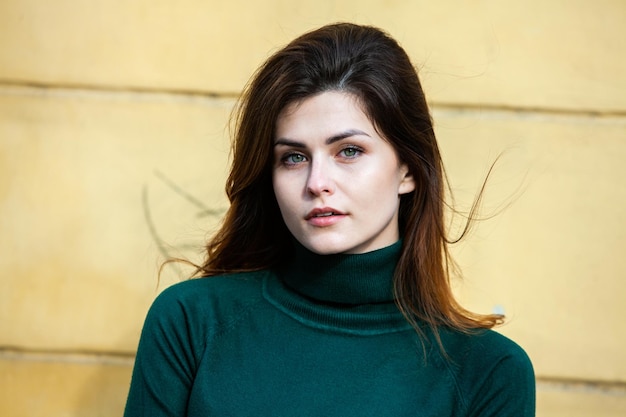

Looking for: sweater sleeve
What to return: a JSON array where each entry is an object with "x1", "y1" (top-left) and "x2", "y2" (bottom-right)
[
  {"x1": 124, "y1": 283, "x2": 205, "y2": 417},
  {"x1": 465, "y1": 333, "x2": 536, "y2": 417}
]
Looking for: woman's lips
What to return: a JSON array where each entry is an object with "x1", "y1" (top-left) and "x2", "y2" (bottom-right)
[{"x1": 305, "y1": 207, "x2": 346, "y2": 227}]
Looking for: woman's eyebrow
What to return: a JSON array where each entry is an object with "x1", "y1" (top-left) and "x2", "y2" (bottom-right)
[
  {"x1": 274, "y1": 138, "x2": 306, "y2": 148},
  {"x1": 274, "y1": 129, "x2": 370, "y2": 147},
  {"x1": 326, "y1": 129, "x2": 370, "y2": 145}
]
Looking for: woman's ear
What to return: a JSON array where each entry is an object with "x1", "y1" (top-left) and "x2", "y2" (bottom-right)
[{"x1": 398, "y1": 164, "x2": 416, "y2": 195}]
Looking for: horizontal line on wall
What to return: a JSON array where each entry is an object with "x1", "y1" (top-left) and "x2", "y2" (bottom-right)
[
  {"x1": 0, "y1": 346, "x2": 135, "y2": 366},
  {"x1": 537, "y1": 376, "x2": 626, "y2": 397},
  {"x1": 1, "y1": 79, "x2": 625, "y2": 121},
  {"x1": 0, "y1": 78, "x2": 239, "y2": 98},
  {"x1": 0, "y1": 80, "x2": 237, "y2": 106},
  {"x1": 432, "y1": 102, "x2": 626, "y2": 126}
]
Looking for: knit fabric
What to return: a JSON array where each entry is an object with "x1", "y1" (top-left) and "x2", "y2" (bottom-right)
[{"x1": 124, "y1": 241, "x2": 535, "y2": 416}]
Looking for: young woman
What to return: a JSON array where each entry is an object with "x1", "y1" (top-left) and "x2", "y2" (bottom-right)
[{"x1": 125, "y1": 23, "x2": 535, "y2": 416}]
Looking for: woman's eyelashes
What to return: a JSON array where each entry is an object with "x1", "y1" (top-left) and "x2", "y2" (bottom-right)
[
  {"x1": 278, "y1": 145, "x2": 365, "y2": 167},
  {"x1": 338, "y1": 145, "x2": 364, "y2": 159},
  {"x1": 281, "y1": 152, "x2": 307, "y2": 166}
]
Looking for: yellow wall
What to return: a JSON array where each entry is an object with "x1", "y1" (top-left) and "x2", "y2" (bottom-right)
[{"x1": 1, "y1": 1, "x2": 625, "y2": 415}]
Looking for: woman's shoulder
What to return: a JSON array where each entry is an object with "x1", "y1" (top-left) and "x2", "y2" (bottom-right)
[
  {"x1": 440, "y1": 327, "x2": 533, "y2": 372},
  {"x1": 438, "y1": 327, "x2": 535, "y2": 414},
  {"x1": 157, "y1": 270, "x2": 271, "y2": 303},
  {"x1": 144, "y1": 270, "x2": 273, "y2": 332}
]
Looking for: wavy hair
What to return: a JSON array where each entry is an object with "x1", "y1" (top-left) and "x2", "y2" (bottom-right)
[{"x1": 197, "y1": 23, "x2": 502, "y2": 339}]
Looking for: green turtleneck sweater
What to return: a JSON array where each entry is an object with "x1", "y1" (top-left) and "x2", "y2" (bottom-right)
[{"x1": 124, "y1": 241, "x2": 535, "y2": 416}]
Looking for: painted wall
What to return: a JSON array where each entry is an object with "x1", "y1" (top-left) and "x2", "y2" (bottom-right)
[{"x1": 1, "y1": 1, "x2": 625, "y2": 415}]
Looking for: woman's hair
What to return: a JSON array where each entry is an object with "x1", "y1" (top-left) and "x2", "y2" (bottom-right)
[{"x1": 197, "y1": 22, "x2": 502, "y2": 338}]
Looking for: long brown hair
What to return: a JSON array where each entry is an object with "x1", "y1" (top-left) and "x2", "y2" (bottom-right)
[{"x1": 198, "y1": 23, "x2": 502, "y2": 337}]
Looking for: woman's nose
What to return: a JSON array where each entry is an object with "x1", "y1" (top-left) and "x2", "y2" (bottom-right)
[{"x1": 306, "y1": 158, "x2": 334, "y2": 196}]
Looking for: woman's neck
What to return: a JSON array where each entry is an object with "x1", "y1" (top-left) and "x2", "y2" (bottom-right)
[{"x1": 276, "y1": 240, "x2": 402, "y2": 305}]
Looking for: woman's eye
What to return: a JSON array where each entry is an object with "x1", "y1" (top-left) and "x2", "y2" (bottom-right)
[
  {"x1": 339, "y1": 146, "x2": 362, "y2": 158},
  {"x1": 282, "y1": 153, "x2": 307, "y2": 165}
]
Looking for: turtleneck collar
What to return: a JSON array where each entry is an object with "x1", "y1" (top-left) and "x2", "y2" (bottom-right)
[
  {"x1": 262, "y1": 240, "x2": 411, "y2": 334},
  {"x1": 276, "y1": 240, "x2": 402, "y2": 305}
]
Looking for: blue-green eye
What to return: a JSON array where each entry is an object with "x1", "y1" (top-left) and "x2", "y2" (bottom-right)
[
  {"x1": 283, "y1": 153, "x2": 306, "y2": 165},
  {"x1": 340, "y1": 146, "x2": 362, "y2": 158}
]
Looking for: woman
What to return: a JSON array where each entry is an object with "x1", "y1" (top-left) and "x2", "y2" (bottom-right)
[{"x1": 125, "y1": 23, "x2": 535, "y2": 416}]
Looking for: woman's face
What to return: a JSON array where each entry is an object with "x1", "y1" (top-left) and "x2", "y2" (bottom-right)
[{"x1": 272, "y1": 91, "x2": 415, "y2": 255}]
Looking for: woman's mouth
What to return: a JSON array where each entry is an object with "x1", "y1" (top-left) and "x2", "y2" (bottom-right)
[{"x1": 305, "y1": 208, "x2": 346, "y2": 226}]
